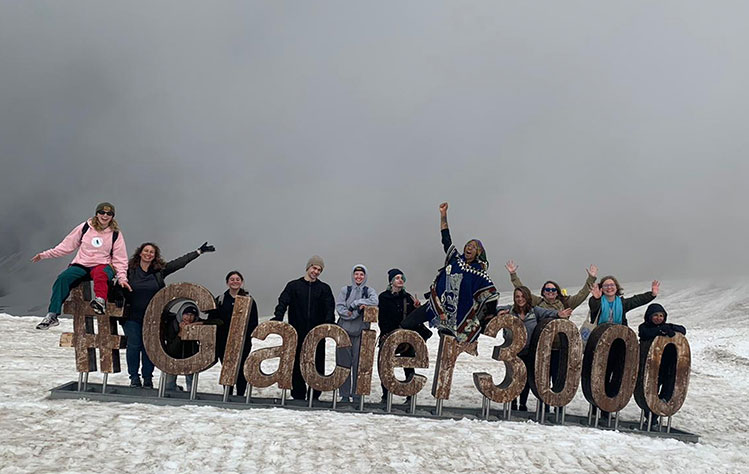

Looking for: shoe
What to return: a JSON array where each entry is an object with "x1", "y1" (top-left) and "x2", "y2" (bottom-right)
[
  {"x1": 36, "y1": 313, "x2": 59, "y2": 330},
  {"x1": 142, "y1": 378, "x2": 153, "y2": 388},
  {"x1": 339, "y1": 397, "x2": 351, "y2": 403},
  {"x1": 402, "y1": 396, "x2": 413, "y2": 405},
  {"x1": 380, "y1": 395, "x2": 388, "y2": 404},
  {"x1": 90, "y1": 297, "x2": 106, "y2": 315},
  {"x1": 511, "y1": 401, "x2": 518, "y2": 411},
  {"x1": 129, "y1": 378, "x2": 142, "y2": 388},
  {"x1": 519, "y1": 404, "x2": 528, "y2": 412}
]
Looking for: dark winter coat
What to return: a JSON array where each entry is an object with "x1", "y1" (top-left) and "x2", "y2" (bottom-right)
[
  {"x1": 271, "y1": 277, "x2": 336, "y2": 336},
  {"x1": 378, "y1": 289, "x2": 419, "y2": 339},
  {"x1": 123, "y1": 250, "x2": 201, "y2": 323},
  {"x1": 206, "y1": 289, "x2": 259, "y2": 359},
  {"x1": 588, "y1": 291, "x2": 656, "y2": 326},
  {"x1": 638, "y1": 303, "x2": 686, "y2": 341},
  {"x1": 164, "y1": 314, "x2": 200, "y2": 359}
]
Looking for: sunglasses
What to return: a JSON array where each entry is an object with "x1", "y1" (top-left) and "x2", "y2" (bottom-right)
[
  {"x1": 543, "y1": 287, "x2": 558, "y2": 293},
  {"x1": 97, "y1": 210, "x2": 114, "y2": 216}
]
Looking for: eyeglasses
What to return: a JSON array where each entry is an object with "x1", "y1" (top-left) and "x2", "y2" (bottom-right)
[
  {"x1": 542, "y1": 287, "x2": 558, "y2": 293},
  {"x1": 601, "y1": 284, "x2": 617, "y2": 289},
  {"x1": 97, "y1": 210, "x2": 114, "y2": 216}
]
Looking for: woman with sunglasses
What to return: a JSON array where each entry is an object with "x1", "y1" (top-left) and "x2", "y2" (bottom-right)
[
  {"x1": 496, "y1": 286, "x2": 572, "y2": 411},
  {"x1": 33, "y1": 202, "x2": 131, "y2": 330},
  {"x1": 122, "y1": 240, "x2": 215, "y2": 387},
  {"x1": 504, "y1": 261, "x2": 598, "y2": 396}
]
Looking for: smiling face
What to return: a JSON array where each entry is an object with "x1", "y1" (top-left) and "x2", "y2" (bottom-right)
[
  {"x1": 140, "y1": 245, "x2": 156, "y2": 265},
  {"x1": 601, "y1": 278, "x2": 618, "y2": 298},
  {"x1": 95, "y1": 208, "x2": 114, "y2": 227},
  {"x1": 463, "y1": 240, "x2": 479, "y2": 263},
  {"x1": 542, "y1": 283, "x2": 559, "y2": 302},
  {"x1": 513, "y1": 289, "x2": 527, "y2": 308},
  {"x1": 353, "y1": 270, "x2": 365, "y2": 285},
  {"x1": 227, "y1": 274, "x2": 243, "y2": 291},
  {"x1": 306, "y1": 264, "x2": 322, "y2": 282},
  {"x1": 650, "y1": 312, "x2": 665, "y2": 325}
]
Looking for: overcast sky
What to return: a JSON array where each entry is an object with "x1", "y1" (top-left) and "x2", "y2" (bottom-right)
[{"x1": 1, "y1": 1, "x2": 747, "y2": 315}]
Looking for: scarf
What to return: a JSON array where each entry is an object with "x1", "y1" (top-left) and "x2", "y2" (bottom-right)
[{"x1": 598, "y1": 296, "x2": 623, "y2": 325}]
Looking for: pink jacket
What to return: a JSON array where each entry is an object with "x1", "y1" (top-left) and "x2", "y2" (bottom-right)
[{"x1": 39, "y1": 219, "x2": 129, "y2": 283}]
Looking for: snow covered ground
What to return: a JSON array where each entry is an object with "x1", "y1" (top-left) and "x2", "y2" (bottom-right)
[{"x1": 1, "y1": 279, "x2": 748, "y2": 473}]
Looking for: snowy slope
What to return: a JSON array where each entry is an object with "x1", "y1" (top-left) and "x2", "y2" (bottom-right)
[{"x1": 1, "y1": 279, "x2": 748, "y2": 473}]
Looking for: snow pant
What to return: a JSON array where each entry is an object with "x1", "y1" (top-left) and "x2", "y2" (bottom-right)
[
  {"x1": 337, "y1": 334, "x2": 361, "y2": 399},
  {"x1": 164, "y1": 373, "x2": 194, "y2": 391},
  {"x1": 123, "y1": 320, "x2": 154, "y2": 382},
  {"x1": 291, "y1": 334, "x2": 326, "y2": 400},
  {"x1": 399, "y1": 304, "x2": 433, "y2": 342},
  {"x1": 48, "y1": 264, "x2": 114, "y2": 314}
]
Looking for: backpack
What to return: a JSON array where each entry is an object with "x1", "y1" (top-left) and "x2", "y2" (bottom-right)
[
  {"x1": 80, "y1": 221, "x2": 119, "y2": 258},
  {"x1": 345, "y1": 285, "x2": 369, "y2": 301}
]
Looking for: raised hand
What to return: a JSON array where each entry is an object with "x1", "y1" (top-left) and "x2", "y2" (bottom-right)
[
  {"x1": 590, "y1": 283, "x2": 602, "y2": 299},
  {"x1": 439, "y1": 202, "x2": 448, "y2": 215},
  {"x1": 198, "y1": 242, "x2": 215, "y2": 253},
  {"x1": 412, "y1": 296, "x2": 422, "y2": 308},
  {"x1": 505, "y1": 260, "x2": 518, "y2": 274},
  {"x1": 31, "y1": 253, "x2": 42, "y2": 263},
  {"x1": 587, "y1": 264, "x2": 598, "y2": 278},
  {"x1": 651, "y1": 280, "x2": 660, "y2": 297},
  {"x1": 559, "y1": 308, "x2": 573, "y2": 319}
]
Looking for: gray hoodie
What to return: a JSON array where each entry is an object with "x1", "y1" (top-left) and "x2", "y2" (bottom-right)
[{"x1": 336, "y1": 264, "x2": 379, "y2": 337}]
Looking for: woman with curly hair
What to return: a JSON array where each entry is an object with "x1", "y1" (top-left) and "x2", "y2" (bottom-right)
[{"x1": 122, "y1": 240, "x2": 215, "y2": 387}]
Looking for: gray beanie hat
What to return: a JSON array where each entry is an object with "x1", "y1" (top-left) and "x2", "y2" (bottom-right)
[{"x1": 306, "y1": 255, "x2": 325, "y2": 272}]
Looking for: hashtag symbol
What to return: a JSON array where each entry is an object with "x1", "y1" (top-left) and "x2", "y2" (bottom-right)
[{"x1": 59, "y1": 285, "x2": 126, "y2": 373}]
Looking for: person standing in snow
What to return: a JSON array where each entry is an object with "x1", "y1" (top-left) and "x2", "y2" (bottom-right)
[
  {"x1": 32, "y1": 202, "x2": 131, "y2": 330},
  {"x1": 122, "y1": 241, "x2": 214, "y2": 387},
  {"x1": 335, "y1": 264, "x2": 378, "y2": 403},
  {"x1": 271, "y1": 256, "x2": 336, "y2": 401},
  {"x1": 163, "y1": 305, "x2": 202, "y2": 392},
  {"x1": 400, "y1": 202, "x2": 499, "y2": 343},
  {"x1": 588, "y1": 275, "x2": 660, "y2": 418},
  {"x1": 637, "y1": 303, "x2": 686, "y2": 427},
  {"x1": 206, "y1": 270, "x2": 259, "y2": 397},
  {"x1": 504, "y1": 260, "x2": 597, "y2": 405},
  {"x1": 377, "y1": 268, "x2": 420, "y2": 402},
  {"x1": 496, "y1": 286, "x2": 572, "y2": 411}
]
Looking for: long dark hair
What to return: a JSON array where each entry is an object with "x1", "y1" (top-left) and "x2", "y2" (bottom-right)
[
  {"x1": 225, "y1": 270, "x2": 249, "y2": 296},
  {"x1": 513, "y1": 286, "x2": 534, "y2": 315},
  {"x1": 129, "y1": 242, "x2": 166, "y2": 272}
]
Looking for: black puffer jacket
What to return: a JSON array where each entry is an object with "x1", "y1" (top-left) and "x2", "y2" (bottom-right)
[
  {"x1": 638, "y1": 303, "x2": 686, "y2": 341},
  {"x1": 378, "y1": 289, "x2": 419, "y2": 337},
  {"x1": 271, "y1": 277, "x2": 335, "y2": 335}
]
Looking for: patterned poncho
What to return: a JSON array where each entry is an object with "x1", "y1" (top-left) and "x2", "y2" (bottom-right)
[{"x1": 426, "y1": 244, "x2": 499, "y2": 342}]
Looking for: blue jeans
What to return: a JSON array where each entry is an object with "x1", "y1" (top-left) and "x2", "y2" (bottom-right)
[{"x1": 123, "y1": 320, "x2": 154, "y2": 381}]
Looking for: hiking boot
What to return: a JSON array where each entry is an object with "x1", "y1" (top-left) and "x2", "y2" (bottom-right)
[
  {"x1": 142, "y1": 378, "x2": 153, "y2": 388},
  {"x1": 339, "y1": 397, "x2": 351, "y2": 403},
  {"x1": 519, "y1": 404, "x2": 528, "y2": 412},
  {"x1": 90, "y1": 297, "x2": 106, "y2": 315},
  {"x1": 402, "y1": 396, "x2": 413, "y2": 405},
  {"x1": 511, "y1": 400, "x2": 518, "y2": 411},
  {"x1": 36, "y1": 313, "x2": 59, "y2": 330},
  {"x1": 129, "y1": 378, "x2": 142, "y2": 388}
]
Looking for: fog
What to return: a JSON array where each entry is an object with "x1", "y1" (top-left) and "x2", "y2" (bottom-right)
[{"x1": 1, "y1": 1, "x2": 747, "y2": 315}]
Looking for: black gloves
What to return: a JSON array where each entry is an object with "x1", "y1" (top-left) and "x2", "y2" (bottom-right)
[{"x1": 198, "y1": 242, "x2": 215, "y2": 254}]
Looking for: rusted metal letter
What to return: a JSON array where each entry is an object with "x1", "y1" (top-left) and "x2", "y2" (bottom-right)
[
  {"x1": 377, "y1": 329, "x2": 429, "y2": 397},
  {"x1": 582, "y1": 323, "x2": 639, "y2": 413},
  {"x1": 635, "y1": 333, "x2": 691, "y2": 417},
  {"x1": 218, "y1": 295, "x2": 252, "y2": 387},
  {"x1": 432, "y1": 334, "x2": 478, "y2": 400},
  {"x1": 472, "y1": 315, "x2": 527, "y2": 404},
  {"x1": 244, "y1": 321, "x2": 298, "y2": 389},
  {"x1": 529, "y1": 318, "x2": 583, "y2": 408},
  {"x1": 300, "y1": 324, "x2": 351, "y2": 392}
]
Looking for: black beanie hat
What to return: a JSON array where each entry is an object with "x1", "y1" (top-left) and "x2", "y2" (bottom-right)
[
  {"x1": 644, "y1": 303, "x2": 667, "y2": 323},
  {"x1": 182, "y1": 306, "x2": 199, "y2": 317},
  {"x1": 387, "y1": 268, "x2": 403, "y2": 283}
]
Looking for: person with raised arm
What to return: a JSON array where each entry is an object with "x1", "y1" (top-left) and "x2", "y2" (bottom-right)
[
  {"x1": 496, "y1": 286, "x2": 572, "y2": 411},
  {"x1": 400, "y1": 202, "x2": 498, "y2": 343},
  {"x1": 121, "y1": 240, "x2": 215, "y2": 387},
  {"x1": 32, "y1": 202, "x2": 130, "y2": 330}
]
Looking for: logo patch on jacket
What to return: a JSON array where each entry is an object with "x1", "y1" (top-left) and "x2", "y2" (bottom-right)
[{"x1": 91, "y1": 237, "x2": 104, "y2": 248}]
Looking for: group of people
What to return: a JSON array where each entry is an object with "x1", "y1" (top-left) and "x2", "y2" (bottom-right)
[{"x1": 32, "y1": 201, "x2": 686, "y2": 412}]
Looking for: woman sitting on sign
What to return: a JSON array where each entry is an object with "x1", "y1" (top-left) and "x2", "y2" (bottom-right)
[
  {"x1": 32, "y1": 202, "x2": 131, "y2": 330},
  {"x1": 121, "y1": 241, "x2": 215, "y2": 388},
  {"x1": 496, "y1": 286, "x2": 572, "y2": 412},
  {"x1": 400, "y1": 202, "x2": 498, "y2": 343}
]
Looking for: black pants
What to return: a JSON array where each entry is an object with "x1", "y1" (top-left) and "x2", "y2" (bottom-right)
[
  {"x1": 291, "y1": 337, "x2": 326, "y2": 400},
  {"x1": 399, "y1": 304, "x2": 433, "y2": 342}
]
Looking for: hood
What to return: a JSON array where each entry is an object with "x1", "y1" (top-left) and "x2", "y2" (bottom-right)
[
  {"x1": 643, "y1": 303, "x2": 668, "y2": 325},
  {"x1": 350, "y1": 264, "x2": 368, "y2": 287}
]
